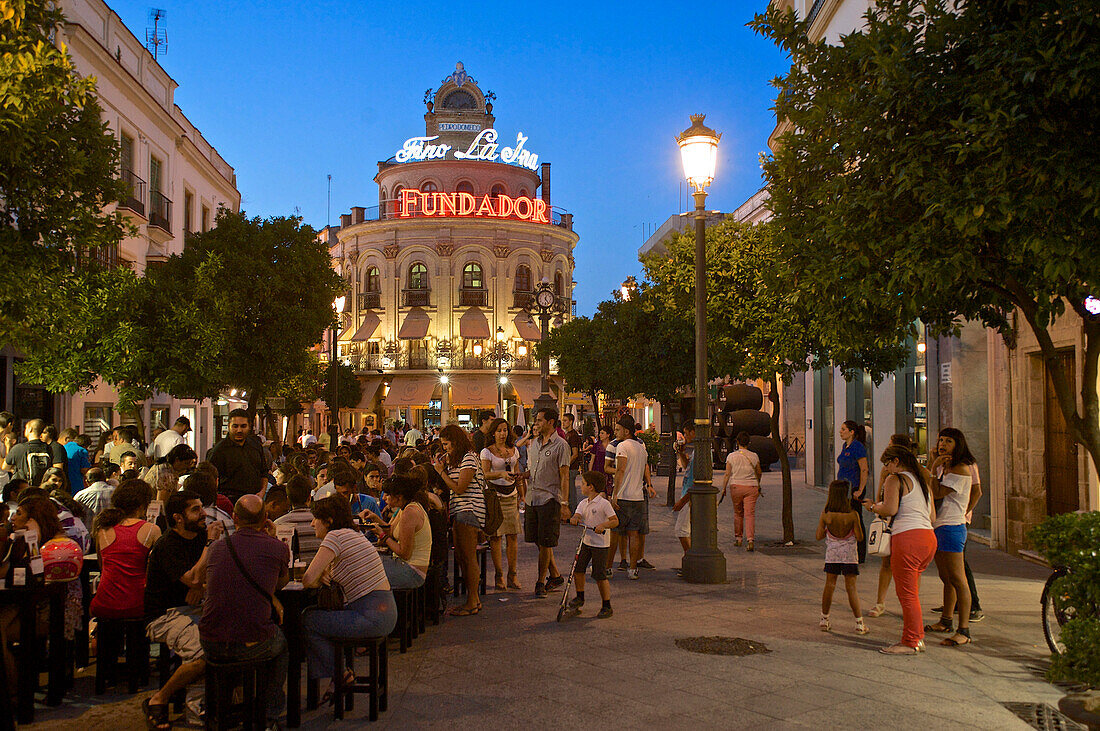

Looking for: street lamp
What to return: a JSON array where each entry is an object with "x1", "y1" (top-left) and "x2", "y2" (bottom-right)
[
  {"x1": 328, "y1": 294, "x2": 348, "y2": 450},
  {"x1": 484, "y1": 325, "x2": 517, "y2": 416},
  {"x1": 677, "y1": 114, "x2": 726, "y2": 584}
]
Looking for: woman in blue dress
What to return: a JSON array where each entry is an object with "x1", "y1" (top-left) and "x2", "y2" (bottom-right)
[{"x1": 836, "y1": 420, "x2": 869, "y2": 562}]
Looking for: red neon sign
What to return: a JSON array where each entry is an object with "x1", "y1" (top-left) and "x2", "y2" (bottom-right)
[{"x1": 399, "y1": 189, "x2": 549, "y2": 224}]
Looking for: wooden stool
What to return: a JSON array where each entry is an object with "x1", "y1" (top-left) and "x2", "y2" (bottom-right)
[
  {"x1": 94, "y1": 617, "x2": 150, "y2": 694},
  {"x1": 204, "y1": 656, "x2": 269, "y2": 731},
  {"x1": 332, "y1": 636, "x2": 388, "y2": 722},
  {"x1": 452, "y1": 544, "x2": 488, "y2": 597},
  {"x1": 389, "y1": 588, "x2": 417, "y2": 653}
]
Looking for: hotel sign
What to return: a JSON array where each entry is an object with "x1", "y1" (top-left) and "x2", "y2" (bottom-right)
[
  {"x1": 398, "y1": 189, "x2": 549, "y2": 224},
  {"x1": 394, "y1": 129, "x2": 540, "y2": 171}
]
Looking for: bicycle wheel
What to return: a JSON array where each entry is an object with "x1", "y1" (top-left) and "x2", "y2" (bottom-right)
[{"x1": 1041, "y1": 571, "x2": 1075, "y2": 655}]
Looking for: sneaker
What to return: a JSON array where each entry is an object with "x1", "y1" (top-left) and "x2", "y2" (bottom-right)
[
  {"x1": 596, "y1": 606, "x2": 613, "y2": 619},
  {"x1": 820, "y1": 616, "x2": 831, "y2": 632},
  {"x1": 636, "y1": 559, "x2": 656, "y2": 570},
  {"x1": 567, "y1": 596, "x2": 584, "y2": 610},
  {"x1": 627, "y1": 568, "x2": 640, "y2": 580},
  {"x1": 617, "y1": 559, "x2": 629, "y2": 571},
  {"x1": 970, "y1": 609, "x2": 985, "y2": 622},
  {"x1": 546, "y1": 575, "x2": 565, "y2": 590},
  {"x1": 535, "y1": 582, "x2": 547, "y2": 598},
  {"x1": 867, "y1": 603, "x2": 886, "y2": 618},
  {"x1": 605, "y1": 569, "x2": 614, "y2": 580},
  {"x1": 746, "y1": 540, "x2": 755, "y2": 552}
]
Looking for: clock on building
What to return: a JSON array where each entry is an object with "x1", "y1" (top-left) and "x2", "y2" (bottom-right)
[{"x1": 536, "y1": 288, "x2": 556, "y2": 309}]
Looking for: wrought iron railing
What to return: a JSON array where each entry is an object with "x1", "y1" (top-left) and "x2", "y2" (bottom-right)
[
  {"x1": 119, "y1": 169, "x2": 146, "y2": 217},
  {"x1": 149, "y1": 191, "x2": 172, "y2": 233},
  {"x1": 459, "y1": 289, "x2": 488, "y2": 307},
  {"x1": 358, "y1": 291, "x2": 381, "y2": 310},
  {"x1": 402, "y1": 289, "x2": 431, "y2": 307}
]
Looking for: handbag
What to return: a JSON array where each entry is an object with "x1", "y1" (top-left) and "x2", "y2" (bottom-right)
[
  {"x1": 316, "y1": 580, "x2": 345, "y2": 611},
  {"x1": 867, "y1": 514, "x2": 893, "y2": 557},
  {"x1": 478, "y1": 461, "x2": 504, "y2": 535},
  {"x1": 226, "y1": 535, "x2": 284, "y2": 624}
]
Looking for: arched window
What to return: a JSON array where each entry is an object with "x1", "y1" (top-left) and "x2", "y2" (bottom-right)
[
  {"x1": 408, "y1": 262, "x2": 429, "y2": 290},
  {"x1": 420, "y1": 181, "x2": 439, "y2": 193},
  {"x1": 514, "y1": 265, "x2": 531, "y2": 292},
  {"x1": 463, "y1": 262, "x2": 484, "y2": 289},
  {"x1": 456, "y1": 181, "x2": 474, "y2": 195},
  {"x1": 364, "y1": 266, "x2": 380, "y2": 292},
  {"x1": 390, "y1": 185, "x2": 404, "y2": 217},
  {"x1": 519, "y1": 188, "x2": 530, "y2": 198},
  {"x1": 554, "y1": 271, "x2": 563, "y2": 295},
  {"x1": 490, "y1": 184, "x2": 506, "y2": 198}
]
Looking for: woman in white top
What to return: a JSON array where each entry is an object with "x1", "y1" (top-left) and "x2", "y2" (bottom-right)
[
  {"x1": 481, "y1": 418, "x2": 522, "y2": 591},
  {"x1": 924, "y1": 428, "x2": 979, "y2": 646},
  {"x1": 720, "y1": 431, "x2": 762, "y2": 550},
  {"x1": 863, "y1": 445, "x2": 937, "y2": 654},
  {"x1": 302, "y1": 495, "x2": 396, "y2": 697}
]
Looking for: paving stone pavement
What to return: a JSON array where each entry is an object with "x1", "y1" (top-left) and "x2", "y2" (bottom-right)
[{"x1": 28, "y1": 469, "x2": 1065, "y2": 729}]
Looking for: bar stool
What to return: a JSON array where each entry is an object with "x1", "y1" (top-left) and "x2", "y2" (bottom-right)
[
  {"x1": 203, "y1": 656, "x2": 269, "y2": 731},
  {"x1": 389, "y1": 588, "x2": 416, "y2": 653},
  {"x1": 451, "y1": 544, "x2": 488, "y2": 597},
  {"x1": 332, "y1": 635, "x2": 388, "y2": 722},
  {"x1": 94, "y1": 617, "x2": 150, "y2": 694}
]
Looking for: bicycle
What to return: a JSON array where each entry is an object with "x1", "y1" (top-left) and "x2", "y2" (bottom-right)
[{"x1": 1040, "y1": 565, "x2": 1074, "y2": 654}]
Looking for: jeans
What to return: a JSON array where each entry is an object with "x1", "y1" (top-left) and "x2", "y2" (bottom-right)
[
  {"x1": 302, "y1": 590, "x2": 398, "y2": 681},
  {"x1": 568, "y1": 469, "x2": 580, "y2": 511},
  {"x1": 201, "y1": 628, "x2": 288, "y2": 722},
  {"x1": 729, "y1": 484, "x2": 760, "y2": 540},
  {"x1": 382, "y1": 555, "x2": 426, "y2": 590},
  {"x1": 891, "y1": 529, "x2": 937, "y2": 647}
]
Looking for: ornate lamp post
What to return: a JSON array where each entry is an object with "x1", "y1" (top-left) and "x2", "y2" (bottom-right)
[
  {"x1": 328, "y1": 294, "x2": 349, "y2": 449},
  {"x1": 477, "y1": 326, "x2": 517, "y2": 416},
  {"x1": 677, "y1": 114, "x2": 726, "y2": 584},
  {"x1": 532, "y1": 279, "x2": 560, "y2": 415}
]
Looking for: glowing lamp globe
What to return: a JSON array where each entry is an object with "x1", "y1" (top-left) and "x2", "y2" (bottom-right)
[{"x1": 677, "y1": 114, "x2": 721, "y2": 191}]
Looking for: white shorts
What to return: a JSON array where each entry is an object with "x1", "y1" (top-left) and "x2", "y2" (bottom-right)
[{"x1": 674, "y1": 505, "x2": 691, "y2": 539}]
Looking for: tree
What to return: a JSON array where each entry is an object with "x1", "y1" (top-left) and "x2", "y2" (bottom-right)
[
  {"x1": 541, "y1": 313, "x2": 616, "y2": 429},
  {"x1": 644, "y1": 219, "x2": 907, "y2": 542},
  {"x1": 1, "y1": 0, "x2": 130, "y2": 360},
  {"x1": 752, "y1": 0, "x2": 1100, "y2": 474}
]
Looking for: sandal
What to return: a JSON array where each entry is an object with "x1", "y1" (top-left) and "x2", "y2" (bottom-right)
[
  {"x1": 923, "y1": 621, "x2": 953, "y2": 633},
  {"x1": 507, "y1": 574, "x2": 522, "y2": 591},
  {"x1": 879, "y1": 643, "x2": 920, "y2": 655},
  {"x1": 867, "y1": 603, "x2": 886, "y2": 618},
  {"x1": 941, "y1": 628, "x2": 972, "y2": 647},
  {"x1": 142, "y1": 697, "x2": 171, "y2": 731},
  {"x1": 448, "y1": 604, "x2": 481, "y2": 616},
  {"x1": 495, "y1": 573, "x2": 506, "y2": 591}
]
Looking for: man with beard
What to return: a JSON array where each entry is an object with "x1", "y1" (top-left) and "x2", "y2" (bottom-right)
[
  {"x1": 142, "y1": 490, "x2": 224, "y2": 730},
  {"x1": 207, "y1": 408, "x2": 271, "y2": 503}
]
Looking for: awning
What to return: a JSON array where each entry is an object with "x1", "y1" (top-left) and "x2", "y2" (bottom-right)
[
  {"x1": 459, "y1": 307, "x2": 491, "y2": 340},
  {"x1": 449, "y1": 376, "x2": 499, "y2": 408},
  {"x1": 398, "y1": 307, "x2": 430, "y2": 339},
  {"x1": 351, "y1": 312, "x2": 381, "y2": 341},
  {"x1": 383, "y1": 376, "x2": 439, "y2": 408},
  {"x1": 338, "y1": 323, "x2": 356, "y2": 340},
  {"x1": 510, "y1": 375, "x2": 545, "y2": 405},
  {"x1": 354, "y1": 376, "x2": 383, "y2": 410},
  {"x1": 514, "y1": 312, "x2": 542, "y2": 341}
]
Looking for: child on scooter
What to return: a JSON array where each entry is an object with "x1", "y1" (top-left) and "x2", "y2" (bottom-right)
[{"x1": 568, "y1": 471, "x2": 618, "y2": 618}]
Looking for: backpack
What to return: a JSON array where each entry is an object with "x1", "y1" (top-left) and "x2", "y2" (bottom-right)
[{"x1": 24, "y1": 443, "x2": 54, "y2": 487}]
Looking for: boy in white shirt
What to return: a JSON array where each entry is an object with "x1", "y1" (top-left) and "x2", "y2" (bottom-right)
[{"x1": 567, "y1": 471, "x2": 619, "y2": 618}]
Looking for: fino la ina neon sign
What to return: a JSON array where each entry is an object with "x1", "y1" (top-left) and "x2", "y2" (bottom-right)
[
  {"x1": 398, "y1": 189, "x2": 549, "y2": 224},
  {"x1": 394, "y1": 129, "x2": 540, "y2": 171}
]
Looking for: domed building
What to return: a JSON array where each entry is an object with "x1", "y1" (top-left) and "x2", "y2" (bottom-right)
[{"x1": 325, "y1": 64, "x2": 578, "y2": 430}]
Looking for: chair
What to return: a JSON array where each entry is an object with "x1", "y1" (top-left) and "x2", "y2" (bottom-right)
[
  {"x1": 332, "y1": 635, "x2": 388, "y2": 721},
  {"x1": 94, "y1": 617, "x2": 150, "y2": 694},
  {"x1": 203, "y1": 656, "x2": 269, "y2": 731}
]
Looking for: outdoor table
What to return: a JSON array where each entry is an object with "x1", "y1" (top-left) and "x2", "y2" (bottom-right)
[
  {"x1": 0, "y1": 580, "x2": 68, "y2": 724},
  {"x1": 277, "y1": 581, "x2": 317, "y2": 728}
]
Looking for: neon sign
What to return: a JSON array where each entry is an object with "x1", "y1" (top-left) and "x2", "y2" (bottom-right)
[
  {"x1": 399, "y1": 189, "x2": 549, "y2": 224},
  {"x1": 394, "y1": 129, "x2": 540, "y2": 171}
]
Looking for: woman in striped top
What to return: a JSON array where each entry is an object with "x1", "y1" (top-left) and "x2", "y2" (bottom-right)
[
  {"x1": 434, "y1": 424, "x2": 485, "y2": 615},
  {"x1": 302, "y1": 496, "x2": 396, "y2": 695}
]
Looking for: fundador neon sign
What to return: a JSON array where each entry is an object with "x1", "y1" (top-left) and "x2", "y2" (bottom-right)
[
  {"x1": 398, "y1": 189, "x2": 549, "y2": 224},
  {"x1": 394, "y1": 129, "x2": 540, "y2": 171}
]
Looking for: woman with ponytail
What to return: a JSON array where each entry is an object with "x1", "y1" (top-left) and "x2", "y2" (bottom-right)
[
  {"x1": 837, "y1": 420, "x2": 869, "y2": 562},
  {"x1": 90, "y1": 479, "x2": 161, "y2": 619},
  {"x1": 862, "y1": 445, "x2": 937, "y2": 654}
]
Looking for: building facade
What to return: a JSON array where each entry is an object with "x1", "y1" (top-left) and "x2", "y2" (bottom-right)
[
  {"x1": 321, "y1": 65, "x2": 578, "y2": 431},
  {"x1": 0, "y1": 0, "x2": 241, "y2": 455}
]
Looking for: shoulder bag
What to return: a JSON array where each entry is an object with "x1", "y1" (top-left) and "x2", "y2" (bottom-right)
[
  {"x1": 226, "y1": 535, "x2": 284, "y2": 624},
  {"x1": 477, "y1": 459, "x2": 504, "y2": 536}
]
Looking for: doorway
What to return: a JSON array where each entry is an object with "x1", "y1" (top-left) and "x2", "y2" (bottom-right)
[{"x1": 1044, "y1": 351, "x2": 1079, "y2": 515}]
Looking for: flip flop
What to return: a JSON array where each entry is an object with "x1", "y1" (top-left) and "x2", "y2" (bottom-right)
[
  {"x1": 448, "y1": 605, "x2": 480, "y2": 616},
  {"x1": 941, "y1": 632, "x2": 972, "y2": 646},
  {"x1": 142, "y1": 697, "x2": 171, "y2": 731}
]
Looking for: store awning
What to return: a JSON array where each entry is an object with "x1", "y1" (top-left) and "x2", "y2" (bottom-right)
[
  {"x1": 383, "y1": 376, "x2": 439, "y2": 408},
  {"x1": 354, "y1": 376, "x2": 384, "y2": 410},
  {"x1": 510, "y1": 375, "x2": 545, "y2": 405},
  {"x1": 449, "y1": 376, "x2": 499, "y2": 408},
  {"x1": 459, "y1": 307, "x2": 491, "y2": 340},
  {"x1": 338, "y1": 323, "x2": 356, "y2": 340},
  {"x1": 351, "y1": 312, "x2": 381, "y2": 341},
  {"x1": 398, "y1": 307, "x2": 430, "y2": 339},
  {"x1": 514, "y1": 312, "x2": 542, "y2": 341}
]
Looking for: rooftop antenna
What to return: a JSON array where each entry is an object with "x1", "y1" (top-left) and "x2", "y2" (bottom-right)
[
  {"x1": 145, "y1": 8, "x2": 167, "y2": 60},
  {"x1": 327, "y1": 174, "x2": 332, "y2": 229}
]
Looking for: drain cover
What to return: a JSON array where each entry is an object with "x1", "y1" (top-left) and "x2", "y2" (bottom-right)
[
  {"x1": 675, "y1": 636, "x2": 771, "y2": 656},
  {"x1": 1002, "y1": 702, "x2": 1085, "y2": 731}
]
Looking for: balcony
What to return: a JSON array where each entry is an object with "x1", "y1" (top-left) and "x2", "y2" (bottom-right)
[
  {"x1": 148, "y1": 191, "x2": 172, "y2": 239},
  {"x1": 77, "y1": 242, "x2": 120, "y2": 269},
  {"x1": 402, "y1": 289, "x2": 431, "y2": 307},
  {"x1": 512, "y1": 291, "x2": 533, "y2": 309},
  {"x1": 458, "y1": 288, "x2": 488, "y2": 307},
  {"x1": 358, "y1": 291, "x2": 381, "y2": 310},
  {"x1": 118, "y1": 169, "x2": 146, "y2": 218}
]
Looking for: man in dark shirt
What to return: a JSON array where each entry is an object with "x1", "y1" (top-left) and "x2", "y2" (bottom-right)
[
  {"x1": 471, "y1": 409, "x2": 496, "y2": 454},
  {"x1": 198, "y1": 495, "x2": 290, "y2": 726},
  {"x1": 144, "y1": 490, "x2": 223, "y2": 729},
  {"x1": 563, "y1": 413, "x2": 584, "y2": 511},
  {"x1": 206, "y1": 408, "x2": 271, "y2": 503},
  {"x1": 1, "y1": 418, "x2": 63, "y2": 485}
]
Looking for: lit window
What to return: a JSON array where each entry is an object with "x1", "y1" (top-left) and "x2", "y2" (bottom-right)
[
  {"x1": 514, "y1": 265, "x2": 531, "y2": 292},
  {"x1": 408, "y1": 262, "x2": 428, "y2": 289},
  {"x1": 463, "y1": 262, "x2": 483, "y2": 289}
]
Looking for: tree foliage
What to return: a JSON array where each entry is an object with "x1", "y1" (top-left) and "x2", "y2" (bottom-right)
[{"x1": 752, "y1": 0, "x2": 1100, "y2": 472}]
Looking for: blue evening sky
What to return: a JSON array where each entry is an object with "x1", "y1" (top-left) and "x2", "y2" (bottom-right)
[{"x1": 104, "y1": 1, "x2": 790, "y2": 314}]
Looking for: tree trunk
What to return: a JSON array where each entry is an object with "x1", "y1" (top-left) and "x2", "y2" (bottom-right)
[
  {"x1": 262, "y1": 403, "x2": 278, "y2": 442},
  {"x1": 127, "y1": 405, "x2": 146, "y2": 446},
  {"x1": 246, "y1": 392, "x2": 259, "y2": 424},
  {"x1": 769, "y1": 373, "x2": 795, "y2": 544},
  {"x1": 589, "y1": 390, "x2": 601, "y2": 432}
]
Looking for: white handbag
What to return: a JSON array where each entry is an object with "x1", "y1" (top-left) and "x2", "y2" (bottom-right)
[{"x1": 867, "y1": 516, "x2": 892, "y2": 556}]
